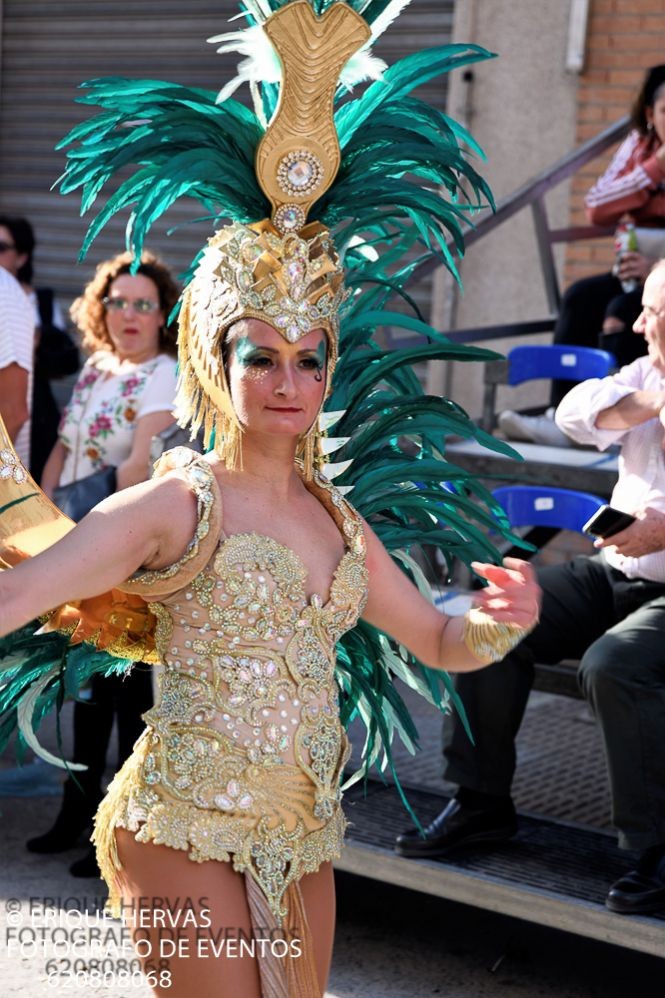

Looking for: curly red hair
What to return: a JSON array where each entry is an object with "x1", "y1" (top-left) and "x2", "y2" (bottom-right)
[{"x1": 70, "y1": 251, "x2": 180, "y2": 357}]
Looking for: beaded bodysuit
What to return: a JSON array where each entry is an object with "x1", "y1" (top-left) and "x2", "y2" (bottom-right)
[{"x1": 94, "y1": 449, "x2": 368, "y2": 938}]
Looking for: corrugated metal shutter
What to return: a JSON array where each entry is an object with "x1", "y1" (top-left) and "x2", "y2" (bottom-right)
[{"x1": 0, "y1": 0, "x2": 454, "y2": 308}]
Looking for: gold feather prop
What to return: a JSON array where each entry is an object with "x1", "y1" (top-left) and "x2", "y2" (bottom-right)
[{"x1": 0, "y1": 414, "x2": 157, "y2": 661}]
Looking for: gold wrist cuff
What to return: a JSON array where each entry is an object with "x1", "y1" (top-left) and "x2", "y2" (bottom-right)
[{"x1": 462, "y1": 607, "x2": 531, "y2": 664}]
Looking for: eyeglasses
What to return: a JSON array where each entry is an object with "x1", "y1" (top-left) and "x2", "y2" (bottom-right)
[
  {"x1": 103, "y1": 296, "x2": 160, "y2": 314},
  {"x1": 0, "y1": 240, "x2": 16, "y2": 252}
]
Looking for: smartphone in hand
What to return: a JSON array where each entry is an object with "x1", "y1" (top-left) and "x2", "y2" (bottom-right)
[{"x1": 582, "y1": 505, "x2": 636, "y2": 539}]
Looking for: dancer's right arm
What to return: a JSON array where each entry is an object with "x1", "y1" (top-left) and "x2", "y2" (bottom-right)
[{"x1": 0, "y1": 473, "x2": 198, "y2": 637}]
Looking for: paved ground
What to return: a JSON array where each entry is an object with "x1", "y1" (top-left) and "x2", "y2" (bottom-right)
[{"x1": 1, "y1": 794, "x2": 663, "y2": 997}]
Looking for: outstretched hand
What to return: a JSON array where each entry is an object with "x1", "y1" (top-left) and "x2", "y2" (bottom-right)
[{"x1": 470, "y1": 557, "x2": 541, "y2": 631}]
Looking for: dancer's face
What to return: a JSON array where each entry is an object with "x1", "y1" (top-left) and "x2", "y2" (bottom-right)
[{"x1": 226, "y1": 318, "x2": 327, "y2": 437}]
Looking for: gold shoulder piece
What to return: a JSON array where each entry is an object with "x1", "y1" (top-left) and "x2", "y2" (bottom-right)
[
  {"x1": 255, "y1": 0, "x2": 370, "y2": 233},
  {"x1": 0, "y1": 414, "x2": 73, "y2": 566}
]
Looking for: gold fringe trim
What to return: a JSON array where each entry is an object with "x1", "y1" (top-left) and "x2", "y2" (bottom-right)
[
  {"x1": 245, "y1": 875, "x2": 322, "y2": 998},
  {"x1": 92, "y1": 743, "x2": 147, "y2": 917}
]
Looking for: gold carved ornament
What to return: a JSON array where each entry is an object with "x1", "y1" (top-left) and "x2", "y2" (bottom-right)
[{"x1": 255, "y1": 0, "x2": 371, "y2": 235}]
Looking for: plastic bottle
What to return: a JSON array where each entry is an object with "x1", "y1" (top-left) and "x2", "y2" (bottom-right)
[{"x1": 613, "y1": 222, "x2": 639, "y2": 293}]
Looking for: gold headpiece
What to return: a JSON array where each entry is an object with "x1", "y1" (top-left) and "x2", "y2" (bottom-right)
[
  {"x1": 175, "y1": 219, "x2": 348, "y2": 469},
  {"x1": 176, "y1": 1, "x2": 370, "y2": 475}
]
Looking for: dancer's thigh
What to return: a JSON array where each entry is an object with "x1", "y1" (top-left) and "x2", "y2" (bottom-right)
[
  {"x1": 114, "y1": 828, "x2": 261, "y2": 998},
  {"x1": 298, "y1": 861, "x2": 336, "y2": 994}
]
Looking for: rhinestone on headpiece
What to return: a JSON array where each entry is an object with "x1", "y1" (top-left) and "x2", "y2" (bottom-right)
[
  {"x1": 277, "y1": 150, "x2": 324, "y2": 197},
  {"x1": 195, "y1": 221, "x2": 347, "y2": 353},
  {"x1": 273, "y1": 204, "x2": 306, "y2": 234}
]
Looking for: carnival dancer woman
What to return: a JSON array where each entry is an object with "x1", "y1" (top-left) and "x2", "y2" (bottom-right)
[
  {"x1": 0, "y1": 306, "x2": 538, "y2": 997},
  {"x1": 0, "y1": 2, "x2": 540, "y2": 995}
]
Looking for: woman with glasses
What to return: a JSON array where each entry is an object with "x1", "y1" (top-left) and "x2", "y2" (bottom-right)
[
  {"x1": 40, "y1": 252, "x2": 179, "y2": 497},
  {"x1": 27, "y1": 251, "x2": 180, "y2": 876}
]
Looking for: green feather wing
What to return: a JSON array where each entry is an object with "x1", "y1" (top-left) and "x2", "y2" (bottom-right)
[
  {"x1": 329, "y1": 264, "x2": 526, "y2": 796},
  {"x1": 0, "y1": 623, "x2": 133, "y2": 768}
]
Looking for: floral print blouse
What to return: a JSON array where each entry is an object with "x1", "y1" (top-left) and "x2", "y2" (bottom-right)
[{"x1": 58, "y1": 350, "x2": 177, "y2": 486}]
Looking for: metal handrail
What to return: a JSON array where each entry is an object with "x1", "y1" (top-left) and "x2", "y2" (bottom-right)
[
  {"x1": 415, "y1": 114, "x2": 631, "y2": 334},
  {"x1": 455, "y1": 115, "x2": 630, "y2": 254}
]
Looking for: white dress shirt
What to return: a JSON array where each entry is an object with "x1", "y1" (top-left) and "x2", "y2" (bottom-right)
[{"x1": 555, "y1": 356, "x2": 665, "y2": 582}]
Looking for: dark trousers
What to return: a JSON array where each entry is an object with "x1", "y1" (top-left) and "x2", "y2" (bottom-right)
[
  {"x1": 65, "y1": 666, "x2": 153, "y2": 818},
  {"x1": 551, "y1": 271, "x2": 645, "y2": 406},
  {"x1": 442, "y1": 555, "x2": 665, "y2": 851}
]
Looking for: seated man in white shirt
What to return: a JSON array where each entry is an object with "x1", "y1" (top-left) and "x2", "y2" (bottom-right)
[
  {"x1": 0, "y1": 265, "x2": 35, "y2": 466},
  {"x1": 396, "y1": 260, "x2": 665, "y2": 917}
]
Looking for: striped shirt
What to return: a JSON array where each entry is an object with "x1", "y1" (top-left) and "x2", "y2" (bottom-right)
[
  {"x1": 555, "y1": 356, "x2": 665, "y2": 583},
  {"x1": 584, "y1": 130, "x2": 665, "y2": 228},
  {"x1": 0, "y1": 267, "x2": 35, "y2": 466}
]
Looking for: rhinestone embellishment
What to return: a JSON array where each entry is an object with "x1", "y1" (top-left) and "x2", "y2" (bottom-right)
[
  {"x1": 277, "y1": 150, "x2": 323, "y2": 197},
  {"x1": 273, "y1": 204, "x2": 306, "y2": 234},
  {"x1": 0, "y1": 449, "x2": 27, "y2": 484}
]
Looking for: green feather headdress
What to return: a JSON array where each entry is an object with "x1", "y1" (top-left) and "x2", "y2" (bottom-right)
[{"x1": 0, "y1": 3, "x2": 526, "y2": 811}]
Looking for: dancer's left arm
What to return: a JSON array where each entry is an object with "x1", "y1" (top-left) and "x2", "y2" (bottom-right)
[{"x1": 361, "y1": 523, "x2": 540, "y2": 672}]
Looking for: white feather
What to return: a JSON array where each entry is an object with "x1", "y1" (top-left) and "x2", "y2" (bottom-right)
[
  {"x1": 336, "y1": 0, "x2": 414, "y2": 93},
  {"x1": 367, "y1": 0, "x2": 415, "y2": 42},
  {"x1": 319, "y1": 436, "x2": 351, "y2": 455},
  {"x1": 339, "y1": 51, "x2": 387, "y2": 90},
  {"x1": 250, "y1": 80, "x2": 268, "y2": 129},
  {"x1": 226, "y1": 0, "x2": 272, "y2": 26},
  {"x1": 338, "y1": 0, "x2": 417, "y2": 91},
  {"x1": 346, "y1": 235, "x2": 379, "y2": 262},
  {"x1": 17, "y1": 666, "x2": 87, "y2": 770},
  {"x1": 319, "y1": 409, "x2": 346, "y2": 432},
  {"x1": 208, "y1": 24, "x2": 281, "y2": 103},
  {"x1": 322, "y1": 459, "x2": 354, "y2": 480}
]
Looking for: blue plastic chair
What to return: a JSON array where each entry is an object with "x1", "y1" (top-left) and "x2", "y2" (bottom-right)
[
  {"x1": 492, "y1": 485, "x2": 605, "y2": 534},
  {"x1": 481, "y1": 344, "x2": 616, "y2": 432},
  {"x1": 506, "y1": 344, "x2": 615, "y2": 386}
]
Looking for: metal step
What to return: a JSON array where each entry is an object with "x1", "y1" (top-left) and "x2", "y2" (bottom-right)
[{"x1": 337, "y1": 781, "x2": 665, "y2": 959}]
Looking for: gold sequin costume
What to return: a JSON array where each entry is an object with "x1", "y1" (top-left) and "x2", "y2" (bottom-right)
[{"x1": 94, "y1": 448, "x2": 368, "y2": 936}]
